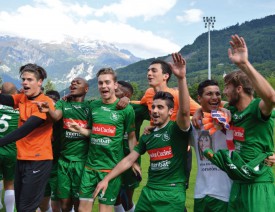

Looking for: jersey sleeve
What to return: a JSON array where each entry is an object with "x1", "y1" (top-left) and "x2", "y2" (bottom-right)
[
  {"x1": 189, "y1": 96, "x2": 200, "y2": 116},
  {"x1": 12, "y1": 93, "x2": 23, "y2": 108},
  {"x1": 140, "y1": 88, "x2": 154, "y2": 108},
  {"x1": 124, "y1": 105, "x2": 136, "y2": 133},
  {"x1": 54, "y1": 100, "x2": 64, "y2": 111},
  {"x1": 134, "y1": 135, "x2": 147, "y2": 155}
]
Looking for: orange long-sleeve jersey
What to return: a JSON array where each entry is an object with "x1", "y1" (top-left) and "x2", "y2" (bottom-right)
[{"x1": 140, "y1": 87, "x2": 200, "y2": 121}]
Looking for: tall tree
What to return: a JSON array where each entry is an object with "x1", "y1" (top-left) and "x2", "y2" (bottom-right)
[{"x1": 44, "y1": 79, "x2": 55, "y2": 92}]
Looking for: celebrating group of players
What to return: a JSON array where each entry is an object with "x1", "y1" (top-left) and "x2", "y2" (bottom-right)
[{"x1": 0, "y1": 34, "x2": 275, "y2": 212}]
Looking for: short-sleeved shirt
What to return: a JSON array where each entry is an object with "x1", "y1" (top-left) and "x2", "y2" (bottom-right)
[
  {"x1": 85, "y1": 99, "x2": 135, "y2": 170},
  {"x1": 191, "y1": 125, "x2": 232, "y2": 202},
  {"x1": 134, "y1": 121, "x2": 191, "y2": 189},
  {"x1": 12, "y1": 93, "x2": 54, "y2": 160},
  {"x1": 140, "y1": 87, "x2": 200, "y2": 120},
  {"x1": 226, "y1": 98, "x2": 274, "y2": 182},
  {"x1": 0, "y1": 104, "x2": 19, "y2": 154},
  {"x1": 55, "y1": 100, "x2": 90, "y2": 162}
]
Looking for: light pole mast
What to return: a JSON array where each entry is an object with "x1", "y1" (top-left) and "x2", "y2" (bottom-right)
[{"x1": 203, "y1": 16, "x2": 216, "y2": 79}]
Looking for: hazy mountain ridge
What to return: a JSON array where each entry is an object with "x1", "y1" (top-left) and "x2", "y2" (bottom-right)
[{"x1": 0, "y1": 36, "x2": 141, "y2": 90}]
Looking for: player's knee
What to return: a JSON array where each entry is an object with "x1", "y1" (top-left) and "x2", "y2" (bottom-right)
[{"x1": 60, "y1": 201, "x2": 73, "y2": 212}]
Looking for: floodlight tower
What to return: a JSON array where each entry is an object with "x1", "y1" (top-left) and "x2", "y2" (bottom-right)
[{"x1": 203, "y1": 16, "x2": 216, "y2": 79}]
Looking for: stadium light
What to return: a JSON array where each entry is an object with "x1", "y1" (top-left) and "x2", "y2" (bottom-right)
[{"x1": 203, "y1": 16, "x2": 216, "y2": 79}]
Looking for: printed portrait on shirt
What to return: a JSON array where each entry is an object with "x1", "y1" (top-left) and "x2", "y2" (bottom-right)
[{"x1": 198, "y1": 130, "x2": 213, "y2": 161}]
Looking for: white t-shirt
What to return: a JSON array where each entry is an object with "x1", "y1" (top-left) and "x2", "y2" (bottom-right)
[{"x1": 191, "y1": 124, "x2": 232, "y2": 202}]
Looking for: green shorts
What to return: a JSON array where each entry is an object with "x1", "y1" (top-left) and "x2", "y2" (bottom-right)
[
  {"x1": 57, "y1": 158, "x2": 85, "y2": 199},
  {"x1": 79, "y1": 166, "x2": 121, "y2": 205},
  {"x1": 121, "y1": 168, "x2": 140, "y2": 189},
  {"x1": 0, "y1": 148, "x2": 16, "y2": 181},
  {"x1": 228, "y1": 181, "x2": 275, "y2": 212},
  {"x1": 135, "y1": 186, "x2": 186, "y2": 212},
  {"x1": 194, "y1": 196, "x2": 228, "y2": 212}
]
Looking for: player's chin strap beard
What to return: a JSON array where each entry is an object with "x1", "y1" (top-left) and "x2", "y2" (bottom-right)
[{"x1": 27, "y1": 92, "x2": 42, "y2": 100}]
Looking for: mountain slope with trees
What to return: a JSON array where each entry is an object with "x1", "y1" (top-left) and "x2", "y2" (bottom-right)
[{"x1": 86, "y1": 14, "x2": 275, "y2": 100}]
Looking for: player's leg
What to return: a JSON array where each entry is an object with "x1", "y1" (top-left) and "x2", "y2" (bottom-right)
[
  {"x1": 71, "y1": 161, "x2": 85, "y2": 211},
  {"x1": 16, "y1": 160, "x2": 52, "y2": 212},
  {"x1": 2, "y1": 148, "x2": 16, "y2": 212},
  {"x1": 114, "y1": 191, "x2": 124, "y2": 212},
  {"x1": 3, "y1": 180, "x2": 15, "y2": 212},
  {"x1": 57, "y1": 159, "x2": 73, "y2": 212},
  {"x1": 38, "y1": 196, "x2": 51, "y2": 212}
]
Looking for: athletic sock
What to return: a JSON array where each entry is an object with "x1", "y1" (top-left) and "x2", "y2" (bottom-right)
[
  {"x1": 45, "y1": 207, "x2": 53, "y2": 212},
  {"x1": 126, "y1": 203, "x2": 135, "y2": 212},
  {"x1": 4, "y1": 190, "x2": 15, "y2": 212},
  {"x1": 114, "y1": 204, "x2": 125, "y2": 212}
]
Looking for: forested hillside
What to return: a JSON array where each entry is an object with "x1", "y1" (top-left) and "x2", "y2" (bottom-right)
[{"x1": 86, "y1": 14, "x2": 275, "y2": 100}]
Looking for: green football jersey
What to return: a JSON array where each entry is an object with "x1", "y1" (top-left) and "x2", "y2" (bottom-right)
[
  {"x1": 227, "y1": 98, "x2": 274, "y2": 182},
  {"x1": 55, "y1": 100, "x2": 90, "y2": 162},
  {"x1": 134, "y1": 121, "x2": 191, "y2": 189},
  {"x1": 0, "y1": 104, "x2": 19, "y2": 153},
  {"x1": 86, "y1": 99, "x2": 135, "y2": 170}
]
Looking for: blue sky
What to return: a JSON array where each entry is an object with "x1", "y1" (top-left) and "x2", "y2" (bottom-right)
[{"x1": 1, "y1": 0, "x2": 274, "y2": 58}]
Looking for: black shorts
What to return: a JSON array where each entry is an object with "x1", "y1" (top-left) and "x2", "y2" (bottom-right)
[{"x1": 14, "y1": 160, "x2": 52, "y2": 212}]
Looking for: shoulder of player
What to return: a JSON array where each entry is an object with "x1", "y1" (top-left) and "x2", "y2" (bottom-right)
[{"x1": 89, "y1": 99, "x2": 101, "y2": 106}]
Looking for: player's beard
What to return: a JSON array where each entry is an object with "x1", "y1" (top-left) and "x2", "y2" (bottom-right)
[{"x1": 228, "y1": 88, "x2": 240, "y2": 106}]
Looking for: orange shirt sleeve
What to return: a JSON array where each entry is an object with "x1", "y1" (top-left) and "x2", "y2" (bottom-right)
[
  {"x1": 189, "y1": 96, "x2": 200, "y2": 116},
  {"x1": 140, "y1": 88, "x2": 155, "y2": 111}
]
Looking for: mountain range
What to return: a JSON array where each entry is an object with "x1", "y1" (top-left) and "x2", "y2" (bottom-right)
[{"x1": 0, "y1": 36, "x2": 141, "y2": 90}]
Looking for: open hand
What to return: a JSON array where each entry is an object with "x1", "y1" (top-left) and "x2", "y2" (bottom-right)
[{"x1": 228, "y1": 34, "x2": 248, "y2": 66}]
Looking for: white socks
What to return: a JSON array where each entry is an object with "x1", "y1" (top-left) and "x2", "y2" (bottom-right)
[
  {"x1": 0, "y1": 181, "x2": 3, "y2": 209},
  {"x1": 4, "y1": 190, "x2": 15, "y2": 212},
  {"x1": 114, "y1": 204, "x2": 125, "y2": 212},
  {"x1": 45, "y1": 207, "x2": 53, "y2": 212},
  {"x1": 126, "y1": 204, "x2": 135, "y2": 212},
  {"x1": 114, "y1": 203, "x2": 135, "y2": 212}
]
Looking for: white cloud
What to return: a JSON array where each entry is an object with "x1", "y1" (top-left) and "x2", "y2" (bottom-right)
[
  {"x1": 94, "y1": 0, "x2": 177, "y2": 22},
  {"x1": 176, "y1": 8, "x2": 203, "y2": 24},
  {"x1": 0, "y1": 0, "x2": 180, "y2": 58}
]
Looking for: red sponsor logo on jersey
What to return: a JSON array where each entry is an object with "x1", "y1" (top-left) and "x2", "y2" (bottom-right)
[
  {"x1": 63, "y1": 118, "x2": 88, "y2": 129},
  {"x1": 92, "y1": 123, "x2": 116, "y2": 136},
  {"x1": 232, "y1": 126, "x2": 245, "y2": 141},
  {"x1": 148, "y1": 146, "x2": 173, "y2": 161}
]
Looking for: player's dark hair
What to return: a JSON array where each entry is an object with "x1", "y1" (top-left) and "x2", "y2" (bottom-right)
[
  {"x1": 117, "y1": 81, "x2": 134, "y2": 95},
  {"x1": 46, "y1": 90, "x2": 60, "y2": 102},
  {"x1": 153, "y1": 91, "x2": 174, "y2": 109},
  {"x1": 197, "y1": 79, "x2": 219, "y2": 96},
  {"x1": 19, "y1": 63, "x2": 47, "y2": 81}
]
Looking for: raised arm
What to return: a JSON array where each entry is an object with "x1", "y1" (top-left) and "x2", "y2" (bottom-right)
[
  {"x1": 170, "y1": 52, "x2": 190, "y2": 130},
  {"x1": 228, "y1": 34, "x2": 275, "y2": 115},
  {"x1": 128, "y1": 131, "x2": 137, "y2": 152}
]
